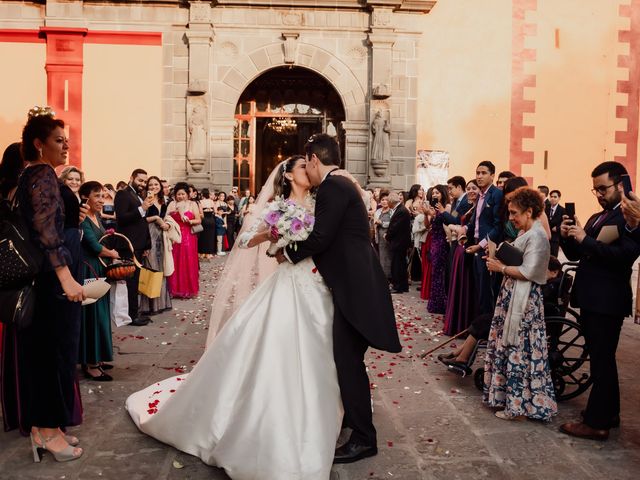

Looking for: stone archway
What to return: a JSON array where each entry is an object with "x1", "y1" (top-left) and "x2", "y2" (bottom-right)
[{"x1": 207, "y1": 42, "x2": 371, "y2": 189}]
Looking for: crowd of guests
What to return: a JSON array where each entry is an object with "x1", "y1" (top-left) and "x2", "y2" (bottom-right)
[
  {"x1": 0, "y1": 108, "x2": 257, "y2": 463},
  {"x1": 369, "y1": 160, "x2": 640, "y2": 441},
  {"x1": 1, "y1": 106, "x2": 640, "y2": 467}
]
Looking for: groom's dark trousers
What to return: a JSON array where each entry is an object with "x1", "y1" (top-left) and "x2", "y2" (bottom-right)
[{"x1": 333, "y1": 306, "x2": 376, "y2": 446}]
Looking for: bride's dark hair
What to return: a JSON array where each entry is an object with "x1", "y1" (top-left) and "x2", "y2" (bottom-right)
[{"x1": 273, "y1": 155, "x2": 305, "y2": 198}]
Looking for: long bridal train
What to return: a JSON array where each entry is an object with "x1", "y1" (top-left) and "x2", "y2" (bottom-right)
[{"x1": 126, "y1": 257, "x2": 343, "y2": 480}]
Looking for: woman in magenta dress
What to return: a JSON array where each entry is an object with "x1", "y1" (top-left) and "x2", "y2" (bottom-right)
[
  {"x1": 443, "y1": 180, "x2": 479, "y2": 335},
  {"x1": 166, "y1": 182, "x2": 201, "y2": 298}
]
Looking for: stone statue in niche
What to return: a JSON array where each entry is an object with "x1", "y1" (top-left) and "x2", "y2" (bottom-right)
[
  {"x1": 370, "y1": 110, "x2": 391, "y2": 177},
  {"x1": 187, "y1": 100, "x2": 208, "y2": 173}
]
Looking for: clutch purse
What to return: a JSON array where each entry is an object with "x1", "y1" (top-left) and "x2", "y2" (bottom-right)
[
  {"x1": 495, "y1": 241, "x2": 524, "y2": 266},
  {"x1": 191, "y1": 224, "x2": 204, "y2": 234}
]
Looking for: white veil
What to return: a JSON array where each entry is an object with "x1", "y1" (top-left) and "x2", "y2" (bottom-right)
[{"x1": 205, "y1": 162, "x2": 285, "y2": 347}]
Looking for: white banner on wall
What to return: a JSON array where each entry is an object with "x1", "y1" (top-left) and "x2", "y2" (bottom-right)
[{"x1": 416, "y1": 150, "x2": 450, "y2": 189}]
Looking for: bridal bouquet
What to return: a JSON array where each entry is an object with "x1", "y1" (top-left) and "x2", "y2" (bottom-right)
[{"x1": 260, "y1": 196, "x2": 315, "y2": 255}]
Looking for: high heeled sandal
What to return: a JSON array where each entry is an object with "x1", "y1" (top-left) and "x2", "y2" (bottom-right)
[
  {"x1": 64, "y1": 434, "x2": 79, "y2": 446},
  {"x1": 31, "y1": 431, "x2": 83, "y2": 463}
]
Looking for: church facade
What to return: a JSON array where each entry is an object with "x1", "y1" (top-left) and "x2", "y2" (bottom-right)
[{"x1": 0, "y1": 0, "x2": 436, "y2": 191}]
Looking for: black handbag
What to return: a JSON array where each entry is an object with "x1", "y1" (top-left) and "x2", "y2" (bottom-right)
[
  {"x1": 0, "y1": 198, "x2": 42, "y2": 289},
  {"x1": 495, "y1": 241, "x2": 524, "y2": 267},
  {"x1": 0, "y1": 281, "x2": 35, "y2": 330}
]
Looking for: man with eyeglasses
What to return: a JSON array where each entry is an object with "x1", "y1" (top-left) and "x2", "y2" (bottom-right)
[{"x1": 559, "y1": 161, "x2": 640, "y2": 441}]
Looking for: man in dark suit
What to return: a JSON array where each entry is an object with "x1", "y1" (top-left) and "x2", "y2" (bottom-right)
[
  {"x1": 115, "y1": 168, "x2": 153, "y2": 326},
  {"x1": 545, "y1": 189, "x2": 565, "y2": 257},
  {"x1": 280, "y1": 134, "x2": 401, "y2": 464},
  {"x1": 464, "y1": 161, "x2": 503, "y2": 314},
  {"x1": 385, "y1": 191, "x2": 412, "y2": 293},
  {"x1": 441, "y1": 175, "x2": 471, "y2": 226},
  {"x1": 559, "y1": 161, "x2": 640, "y2": 441}
]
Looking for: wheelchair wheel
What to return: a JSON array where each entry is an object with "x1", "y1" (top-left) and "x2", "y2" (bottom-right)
[
  {"x1": 545, "y1": 316, "x2": 592, "y2": 401},
  {"x1": 473, "y1": 368, "x2": 485, "y2": 391}
]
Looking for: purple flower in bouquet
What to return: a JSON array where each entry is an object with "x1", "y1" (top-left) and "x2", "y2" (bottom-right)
[
  {"x1": 290, "y1": 218, "x2": 305, "y2": 235},
  {"x1": 303, "y1": 213, "x2": 315, "y2": 227},
  {"x1": 264, "y1": 210, "x2": 282, "y2": 226}
]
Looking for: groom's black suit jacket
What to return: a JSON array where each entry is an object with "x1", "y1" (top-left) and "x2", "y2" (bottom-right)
[{"x1": 286, "y1": 173, "x2": 402, "y2": 353}]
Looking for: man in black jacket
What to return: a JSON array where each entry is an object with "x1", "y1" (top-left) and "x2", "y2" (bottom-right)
[
  {"x1": 115, "y1": 168, "x2": 153, "y2": 326},
  {"x1": 385, "y1": 191, "x2": 411, "y2": 293},
  {"x1": 559, "y1": 161, "x2": 640, "y2": 440},
  {"x1": 280, "y1": 134, "x2": 401, "y2": 464},
  {"x1": 546, "y1": 189, "x2": 565, "y2": 257}
]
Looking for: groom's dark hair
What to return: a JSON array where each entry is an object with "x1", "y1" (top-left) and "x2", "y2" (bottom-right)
[{"x1": 304, "y1": 133, "x2": 341, "y2": 167}]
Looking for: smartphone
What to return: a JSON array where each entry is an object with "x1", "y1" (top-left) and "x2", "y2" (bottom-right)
[
  {"x1": 430, "y1": 198, "x2": 439, "y2": 208},
  {"x1": 80, "y1": 198, "x2": 87, "y2": 206},
  {"x1": 621, "y1": 174, "x2": 633, "y2": 198},
  {"x1": 147, "y1": 191, "x2": 154, "y2": 198},
  {"x1": 565, "y1": 202, "x2": 575, "y2": 225}
]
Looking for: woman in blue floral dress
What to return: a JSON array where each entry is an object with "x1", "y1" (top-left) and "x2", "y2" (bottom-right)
[{"x1": 483, "y1": 187, "x2": 557, "y2": 421}]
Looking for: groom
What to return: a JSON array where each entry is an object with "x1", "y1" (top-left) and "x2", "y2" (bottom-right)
[{"x1": 278, "y1": 134, "x2": 402, "y2": 463}]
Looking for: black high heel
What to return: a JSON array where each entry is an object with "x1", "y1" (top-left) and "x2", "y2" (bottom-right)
[{"x1": 83, "y1": 365, "x2": 113, "y2": 382}]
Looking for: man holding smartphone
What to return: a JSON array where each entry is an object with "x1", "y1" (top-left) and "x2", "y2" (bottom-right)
[{"x1": 559, "y1": 161, "x2": 640, "y2": 441}]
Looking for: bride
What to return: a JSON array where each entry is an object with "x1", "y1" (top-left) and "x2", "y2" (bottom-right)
[{"x1": 126, "y1": 155, "x2": 343, "y2": 479}]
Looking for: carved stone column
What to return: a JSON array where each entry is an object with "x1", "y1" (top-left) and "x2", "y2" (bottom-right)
[
  {"x1": 367, "y1": 7, "x2": 396, "y2": 187},
  {"x1": 186, "y1": 1, "x2": 214, "y2": 183}
]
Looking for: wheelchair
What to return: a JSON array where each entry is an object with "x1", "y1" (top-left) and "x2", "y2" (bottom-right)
[{"x1": 446, "y1": 262, "x2": 593, "y2": 402}]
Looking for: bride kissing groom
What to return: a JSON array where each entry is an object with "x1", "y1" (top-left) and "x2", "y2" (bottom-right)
[{"x1": 126, "y1": 133, "x2": 401, "y2": 480}]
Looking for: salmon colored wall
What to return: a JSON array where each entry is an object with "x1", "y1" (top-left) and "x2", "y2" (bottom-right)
[
  {"x1": 417, "y1": 0, "x2": 636, "y2": 221},
  {"x1": 0, "y1": 43, "x2": 47, "y2": 154},
  {"x1": 82, "y1": 43, "x2": 162, "y2": 185}
]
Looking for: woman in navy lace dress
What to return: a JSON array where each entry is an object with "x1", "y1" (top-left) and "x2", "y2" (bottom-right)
[{"x1": 16, "y1": 109, "x2": 85, "y2": 462}]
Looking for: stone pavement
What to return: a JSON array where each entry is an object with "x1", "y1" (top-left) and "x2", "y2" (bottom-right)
[{"x1": 0, "y1": 257, "x2": 639, "y2": 480}]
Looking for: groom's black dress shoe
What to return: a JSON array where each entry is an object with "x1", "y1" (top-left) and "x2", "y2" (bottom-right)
[{"x1": 333, "y1": 442, "x2": 377, "y2": 464}]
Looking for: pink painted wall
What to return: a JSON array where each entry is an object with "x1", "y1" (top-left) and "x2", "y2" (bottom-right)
[{"x1": 417, "y1": 0, "x2": 639, "y2": 221}]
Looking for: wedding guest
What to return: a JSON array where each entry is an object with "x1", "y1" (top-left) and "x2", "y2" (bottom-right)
[
  {"x1": 385, "y1": 191, "x2": 411, "y2": 293},
  {"x1": 101, "y1": 185, "x2": 117, "y2": 231},
  {"x1": 442, "y1": 180, "x2": 479, "y2": 335},
  {"x1": 198, "y1": 188, "x2": 217, "y2": 259},
  {"x1": 78, "y1": 181, "x2": 119, "y2": 381},
  {"x1": 0, "y1": 142, "x2": 27, "y2": 433},
  {"x1": 484, "y1": 187, "x2": 556, "y2": 421},
  {"x1": 440, "y1": 255, "x2": 562, "y2": 367},
  {"x1": 240, "y1": 194, "x2": 255, "y2": 221},
  {"x1": 424, "y1": 185, "x2": 450, "y2": 314},
  {"x1": 167, "y1": 182, "x2": 200, "y2": 298},
  {"x1": 546, "y1": 190, "x2": 565, "y2": 257},
  {"x1": 405, "y1": 183, "x2": 424, "y2": 215},
  {"x1": 226, "y1": 195, "x2": 238, "y2": 249},
  {"x1": 373, "y1": 191, "x2": 392, "y2": 278},
  {"x1": 464, "y1": 161, "x2": 503, "y2": 315},
  {"x1": 161, "y1": 179, "x2": 172, "y2": 204},
  {"x1": 237, "y1": 188, "x2": 252, "y2": 213},
  {"x1": 419, "y1": 187, "x2": 434, "y2": 300},
  {"x1": 559, "y1": 161, "x2": 640, "y2": 440},
  {"x1": 214, "y1": 191, "x2": 229, "y2": 213},
  {"x1": 496, "y1": 170, "x2": 515, "y2": 190},
  {"x1": 139, "y1": 176, "x2": 172, "y2": 314},
  {"x1": 215, "y1": 206, "x2": 228, "y2": 256},
  {"x1": 116, "y1": 180, "x2": 127, "y2": 191},
  {"x1": 538, "y1": 185, "x2": 551, "y2": 210},
  {"x1": 17, "y1": 109, "x2": 85, "y2": 460},
  {"x1": 58, "y1": 166, "x2": 83, "y2": 201},
  {"x1": 114, "y1": 169, "x2": 153, "y2": 327},
  {"x1": 441, "y1": 175, "x2": 471, "y2": 289}
]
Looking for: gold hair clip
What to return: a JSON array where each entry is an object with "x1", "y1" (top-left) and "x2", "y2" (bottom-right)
[{"x1": 28, "y1": 106, "x2": 56, "y2": 119}]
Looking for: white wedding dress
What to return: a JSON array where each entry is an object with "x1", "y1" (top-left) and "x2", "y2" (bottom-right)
[{"x1": 126, "y1": 220, "x2": 343, "y2": 480}]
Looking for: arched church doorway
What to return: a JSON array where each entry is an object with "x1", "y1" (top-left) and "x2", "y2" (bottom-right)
[{"x1": 233, "y1": 66, "x2": 346, "y2": 193}]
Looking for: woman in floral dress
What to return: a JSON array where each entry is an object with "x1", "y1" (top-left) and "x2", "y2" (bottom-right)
[{"x1": 483, "y1": 187, "x2": 557, "y2": 421}]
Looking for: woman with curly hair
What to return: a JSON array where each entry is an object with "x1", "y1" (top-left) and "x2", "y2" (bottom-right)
[{"x1": 483, "y1": 187, "x2": 557, "y2": 421}]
